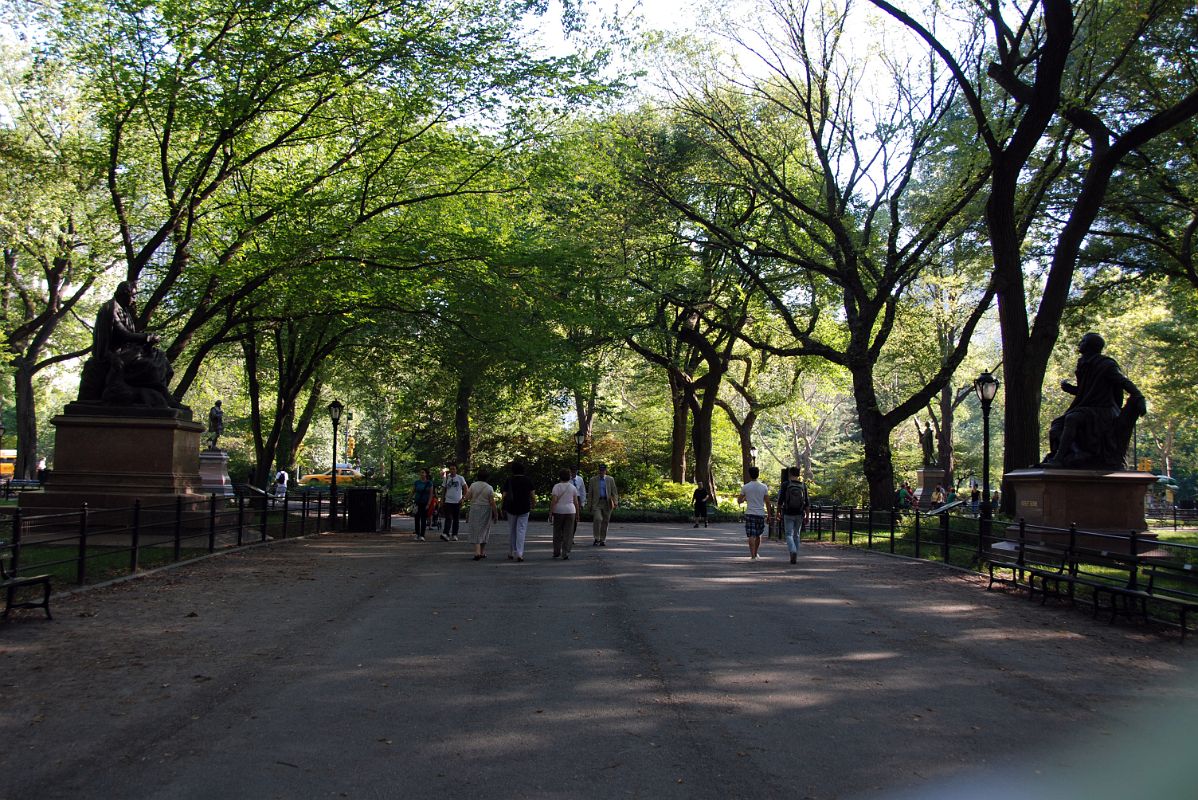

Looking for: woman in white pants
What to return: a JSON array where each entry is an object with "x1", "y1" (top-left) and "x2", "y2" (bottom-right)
[{"x1": 502, "y1": 462, "x2": 535, "y2": 562}]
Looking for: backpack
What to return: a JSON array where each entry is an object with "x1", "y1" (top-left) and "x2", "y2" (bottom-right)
[{"x1": 783, "y1": 481, "x2": 808, "y2": 515}]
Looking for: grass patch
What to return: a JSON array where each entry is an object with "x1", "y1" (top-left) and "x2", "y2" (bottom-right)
[{"x1": 11, "y1": 544, "x2": 211, "y2": 586}]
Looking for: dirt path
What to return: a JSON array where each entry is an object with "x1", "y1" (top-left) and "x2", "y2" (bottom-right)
[{"x1": 2, "y1": 524, "x2": 1194, "y2": 799}]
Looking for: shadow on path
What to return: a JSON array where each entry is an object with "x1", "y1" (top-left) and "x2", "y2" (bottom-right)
[{"x1": 1, "y1": 521, "x2": 1194, "y2": 799}]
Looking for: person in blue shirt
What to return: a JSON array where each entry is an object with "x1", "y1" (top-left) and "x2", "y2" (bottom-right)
[{"x1": 412, "y1": 468, "x2": 433, "y2": 541}]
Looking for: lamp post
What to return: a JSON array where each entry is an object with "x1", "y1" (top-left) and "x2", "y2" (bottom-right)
[
  {"x1": 328, "y1": 400, "x2": 344, "y2": 529},
  {"x1": 973, "y1": 371, "x2": 1000, "y2": 547},
  {"x1": 574, "y1": 430, "x2": 585, "y2": 472}
]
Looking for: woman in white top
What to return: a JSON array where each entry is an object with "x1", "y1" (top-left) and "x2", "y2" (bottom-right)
[
  {"x1": 464, "y1": 468, "x2": 498, "y2": 561},
  {"x1": 550, "y1": 468, "x2": 582, "y2": 560}
]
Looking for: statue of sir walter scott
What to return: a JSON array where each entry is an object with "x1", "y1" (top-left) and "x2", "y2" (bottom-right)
[
  {"x1": 76, "y1": 281, "x2": 180, "y2": 410},
  {"x1": 1041, "y1": 332, "x2": 1146, "y2": 470}
]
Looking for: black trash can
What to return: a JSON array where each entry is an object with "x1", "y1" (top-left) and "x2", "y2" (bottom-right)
[{"x1": 345, "y1": 487, "x2": 382, "y2": 532}]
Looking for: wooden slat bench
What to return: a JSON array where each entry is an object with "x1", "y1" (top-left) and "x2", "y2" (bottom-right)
[{"x1": 1, "y1": 546, "x2": 52, "y2": 620}]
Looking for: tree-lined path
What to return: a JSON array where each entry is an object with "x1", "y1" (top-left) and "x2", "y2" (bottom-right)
[{"x1": 2, "y1": 525, "x2": 1194, "y2": 799}]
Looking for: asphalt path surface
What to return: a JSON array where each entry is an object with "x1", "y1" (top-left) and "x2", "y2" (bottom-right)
[{"x1": 2, "y1": 521, "x2": 1195, "y2": 799}]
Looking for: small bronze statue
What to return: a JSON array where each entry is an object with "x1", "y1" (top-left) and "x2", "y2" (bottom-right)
[
  {"x1": 918, "y1": 421, "x2": 936, "y2": 467},
  {"x1": 76, "y1": 281, "x2": 179, "y2": 409},
  {"x1": 207, "y1": 400, "x2": 224, "y2": 450},
  {"x1": 1041, "y1": 332, "x2": 1146, "y2": 469}
]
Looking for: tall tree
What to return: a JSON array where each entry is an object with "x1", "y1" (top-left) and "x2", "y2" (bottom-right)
[
  {"x1": 871, "y1": 0, "x2": 1198, "y2": 507},
  {"x1": 637, "y1": 1, "x2": 994, "y2": 506},
  {"x1": 0, "y1": 48, "x2": 111, "y2": 476}
]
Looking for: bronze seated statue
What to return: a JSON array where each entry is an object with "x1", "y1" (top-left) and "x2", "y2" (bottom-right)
[{"x1": 1041, "y1": 333, "x2": 1146, "y2": 470}]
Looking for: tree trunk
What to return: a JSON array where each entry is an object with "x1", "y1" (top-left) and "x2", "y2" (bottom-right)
[
  {"x1": 851, "y1": 366, "x2": 896, "y2": 508},
  {"x1": 668, "y1": 372, "x2": 688, "y2": 482},
  {"x1": 690, "y1": 393, "x2": 718, "y2": 499},
  {"x1": 12, "y1": 357, "x2": 37, "y2": 479},
  {"x1": 938, "y1": 383, "x2": 955, "y2": 488},
  {"x1": 454, "y1": 377, "x2": 472, "y2": 470}
]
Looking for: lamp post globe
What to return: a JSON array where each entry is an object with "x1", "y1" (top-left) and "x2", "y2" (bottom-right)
[{"x1": 574, "y1": 430, "x2": 585, "y2": 471}]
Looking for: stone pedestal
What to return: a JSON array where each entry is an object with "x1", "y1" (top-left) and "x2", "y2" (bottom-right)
[
  {"x1": 19, "y1": 409, "x2": 207, "y2": 514},
  {"x1": 199, "y1": 450, "x2": 235, "y2": 498},
  {"x1": 915, "y1": 467, "x2": 946, "y2": 509},
  {"x1": 1004, "y1": 468, "x2": 1157, "y2": 552}
]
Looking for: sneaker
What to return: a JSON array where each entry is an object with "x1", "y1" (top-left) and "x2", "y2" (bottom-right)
[
  {"x1": 416, "y1": 536, "x2": 426, "y2": 541},
  {"x1": 599, "y1": 541, "x2": 606, "y2": 546},
  {"x1": 439, "y1": 533, "x2": 450, "y2": 541},
  {"x1": 562, "y1": 554, "x2": 569, "y2": 560},
  {"x1": 592, "y1": 540, "x2": 599, "y2": 546},
  {"x1": 751, "y1": 554, "x2": 758, "y2": 560},
  {"x1": 790, "y1": 553, "x2": 797, "y2": 564},
  {"x1": 451, "y1": 535, "x2": 459, "y2": 541},
  {"x1": 693, "y1": 523, "x2": 699, "y2": 528}
]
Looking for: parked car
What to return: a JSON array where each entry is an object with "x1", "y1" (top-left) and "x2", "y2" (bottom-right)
[{"x1": 301, "y1": 465, "x2": 365, "y2": 486}]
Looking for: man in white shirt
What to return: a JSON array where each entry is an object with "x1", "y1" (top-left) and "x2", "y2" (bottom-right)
[
  {"x1": 440, "y1": 463, "x2": 467, "y2": 541},
  {"x1": 274, "y1": 468, "x2": 288, "y2": 499},
  {"x1": 737, "y1": 466, "x2": 773, "y2": 560}
]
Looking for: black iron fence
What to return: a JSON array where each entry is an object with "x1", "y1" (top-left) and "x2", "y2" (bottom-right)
[
  {"x1": 0, "y1": 488, "x2": 394, "y2": 588},
  {"x1": 802, "y1": 503, "x2": 1198, "y2": 629}
]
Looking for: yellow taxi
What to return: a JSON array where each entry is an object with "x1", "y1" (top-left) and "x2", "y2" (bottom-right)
[{"x1": 300, "y1": 465, "x2": 365, "y2": 486}]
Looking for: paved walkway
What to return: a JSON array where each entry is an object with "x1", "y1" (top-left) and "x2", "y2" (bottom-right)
[{"x1": 1, "y1": 521, "x2": 1194, "y2": 799}]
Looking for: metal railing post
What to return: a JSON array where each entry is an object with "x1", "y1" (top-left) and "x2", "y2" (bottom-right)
[
  {"x1": 1068, "y1": 523, "x2": 1079, "y2": 580},
  {"x1": 259, "y1": 494, "x2": 269, "y2": 542},
  {"x1": 914, "y1": 508, "x2": 922, "y2": 559},
  {"x1": 849, "y1": 506, "x2": 856, "y2": 546},
  {"x1": 10, "y1": 507, "x2": 22, "y2": 575},
  {"x1": 889, "y1": 508, "x2": 896, "y2": 553},
  {"x1": 208, "y1": 494, "x2": 217, "y2": 553},
  {"x1": 300, "y1": 493, "x2": 307, "y2": 537},
  {"x1": 1017, "y1": 519, "x2": 1026, "y2": 583},
  {"x1": 941, "y1": 511, "x2": 950, "y2": 563},
  {"x1": 281, "y1": 491, "x2": 290, "y2": 538},
  {"x1": 830, "y1": 504, "x2": 838, "y2": 542},
  {"x1": 173, "y1": 495, "x2": 184, "y2": 562},
  {"x1": 1129, "y1": 529, "x2": 1140, "y2": 591},
  {"x1": 77, "y1": 503, "x2": 89, "y2": 585},
  {"x1": 976, "y1": 511, "x2": 986, "y2": 563},
  {"x1": 130, "y1": 499, "x2": 142, "y2": 573},
  {"x1": 237, "y1": 495, "x2": 245, "y2": 546}
]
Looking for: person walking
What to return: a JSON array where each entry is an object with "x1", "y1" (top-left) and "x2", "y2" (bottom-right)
[
  {"x1": 465, "y1": 468, "x2": 497, "y2": 561},
  {"x1": 737, "y1": 466, "x2": 772, "y2": 560},
  {"x1": 502, "y1": 462, "x2": 535, "y2": 561},
  {"x1": 569, "y1": 467, "x2": 587, "y2": 538},
  {"x1": 588, "y1": 463, "x2": 619, "y2": 546},
  {"x1": 412, "y1": 468, "x2": 433, "y2": 541},
  {"x1": 776, "y1": 466, "x2": 809, "y2": 564},
  {"x1": 440, "y1": 463, "x2": 467, "y2": 541},
  {"x1": 550, "y1": 468, "x2": 582, "y2": 560},
  {"x1": 692, "y1": 483, "x2": 710, "y2": 528},
  {"x1": 274, "y1": 467, "x2": 289, "y2": 500}
]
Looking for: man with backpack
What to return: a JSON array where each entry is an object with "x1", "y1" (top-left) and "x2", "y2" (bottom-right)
[{"x1": 777, "y1": 467, "x2": 810, "y2": 565}]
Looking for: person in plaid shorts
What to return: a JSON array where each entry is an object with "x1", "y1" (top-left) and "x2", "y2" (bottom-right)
[{"x1": 737, "y1": 466, "x2": 773, "y2": 560}]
